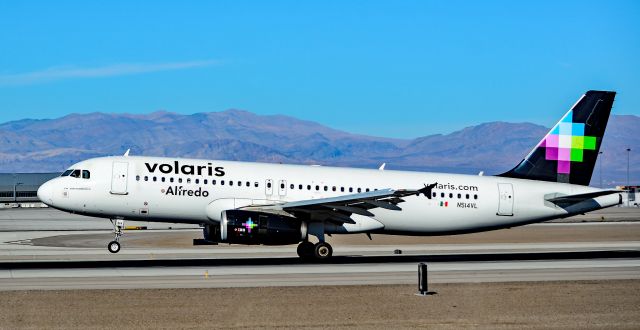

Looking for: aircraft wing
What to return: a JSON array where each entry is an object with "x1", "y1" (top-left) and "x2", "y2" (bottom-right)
[{"x1": 240, "y1": 188, "x2": 424, "y2": 224}]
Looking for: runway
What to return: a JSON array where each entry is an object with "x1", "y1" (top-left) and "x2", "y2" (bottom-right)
[{"x1": 0, "y1": 208, "x2": 639, "y2": 290}]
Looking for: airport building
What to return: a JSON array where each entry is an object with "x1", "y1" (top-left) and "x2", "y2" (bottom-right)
[{"x1": 0, "y1": 173, "x2": 60, "y2": 207}]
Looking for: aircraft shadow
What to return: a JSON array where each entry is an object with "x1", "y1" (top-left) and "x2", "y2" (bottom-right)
[{"x1": 0, "y1": 250, "x2": 638, "y2": 270}]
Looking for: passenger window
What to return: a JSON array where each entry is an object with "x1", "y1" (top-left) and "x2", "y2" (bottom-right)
[
  {"x1": 230, "y1": 181, "x2": 233, "y2": 186},
  {"x1": 281, "y1": 183, "x2": 285, "y2": 189},
  {"x1": 195, "y1": 179, "x2": 199, "y2": 184},
  {"x1": 61, "y1": 169, "x2": 73, "y2": 177},
  {"x1": 341, "y1": 187, "x2": 345, "y2": 192},
  {"x1": 449, "y1": 193, "x2": 453, "y2": 198},
  {"x1": 290, "y1": 184, "x2": 294, "y2": 189},
  {"x1": 307, "y1": 185, "x2": 311, "y2": 190},
  {"x1": 332, "y1": 186, "x2": 336, "y2": 192},
  {"x1": 432, "y1": 192, "x2": 436, "y2": 198},
  {"x1": 161, "y1": 177, "x2": 166, "y2": 182},
  {"x1": 349, "y1": 188, "x2": 353, "y2": 193},
  {"x1": 153, "y1": 176, "x2": 157, "y2": 182},
  {"x1": 70, "y1": 169, "x2": 81, "y2": 178},
  {"x1": 366, "y1": 188, "x2": 370, "y2": 192},
  {"x1": 441, "y1": 192, "x2": 445, "y2": 198},
  {"x1": 474, "y1": 194, "x2": 478, "y2": 199},
  {"x1": 136, "y1": 175, "x2": 140, "y2": 181},
  {"x1": 457, "y1": 193, "x2": 461, "y2": 199},
  {"x1": 246, "y1": 182, "x2": 250, "y2": 187},
  {"x1": 254, "y1": 182, "x2": 258, "y2": 187},
  {"x1": 267, "y1": 182, "x2": 271, "y2": 188},
  {"x1": 170, "y1": 177, "x2": 174, "y2": 183},
  {"x1": 298, "y1": 184, "x2": 303, "y2": 190},
  {"x1": 324, "y1": 186, "x2": 328, "y2": 191},
  {"x1": 178, "y1": 178, "x2": 182, "y2": 183},
  {"x1": 466, "y1": 194, "x2": 469, "y2": 199},
  {"x1": 357, "y1": 188, "x2": 362, "y2": 193},
  {"x1": 187, "y1": 178, "x2": 191, "y2": 184},
  {"x1": 316, "y1": 185, "x2": 319, "y2": 191},
  {"x1": 213, "y1": 180, "x2": 217, "y2": 185},
  {"x1": 221, "y1": 180, "x2": 225, "y2": 185},
  {"x1": 144, "y1": 176, "x2": 148, "y2": 181},
  {"x1": 204, "y1": 179, "x2": 208, "y2": 184}
]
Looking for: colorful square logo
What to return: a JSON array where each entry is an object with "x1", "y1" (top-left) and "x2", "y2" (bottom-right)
[{"x1": 538, "y1": 110, "x2": 597, "y2": 174}]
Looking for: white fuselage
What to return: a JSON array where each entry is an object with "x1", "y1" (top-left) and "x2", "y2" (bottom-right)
[{"x1": 37, "y1": 155, "x2": 620, "y2": 236}]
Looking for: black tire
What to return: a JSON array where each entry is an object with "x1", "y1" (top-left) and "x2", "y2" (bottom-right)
[
  {"x1": 297, "y1": 241, "x2": 314, "y2": 258},
  {"x1": 107, "y1": 241, "x2": 121, "y2": 253},
  {"x1": 313, "y1": 242, "x2": 333, "y2": 260}
]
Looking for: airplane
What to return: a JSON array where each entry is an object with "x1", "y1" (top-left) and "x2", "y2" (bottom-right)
[{"x1": 37, "y1": 90, "x2": 621, "y2": 260}]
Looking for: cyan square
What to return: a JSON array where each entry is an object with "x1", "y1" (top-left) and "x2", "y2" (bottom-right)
[
  {"x1": 559, "y1": 122, "x2": 572, "y2": 136},
  {"x1": 561, "y1": 111, "x2": 574, "y2": 123},
  {"x1": 572, "y1": 123, "x2": 584, "y2": 136}
]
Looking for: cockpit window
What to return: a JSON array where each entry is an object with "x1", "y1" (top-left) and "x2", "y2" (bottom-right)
[
  {"x1": 82, "y1": 170, "x2": 90, "y2": 179},
  {"x1": 61, "y1": 169, "x2": 73, "y2": 177},
  {"x1": 70, "y1": 169, "x2": 81, "y2": 178}
]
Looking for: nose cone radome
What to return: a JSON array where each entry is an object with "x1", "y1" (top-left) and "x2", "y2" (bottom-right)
[{"x1": 37, "y1": 181, "x2": 54, "y2": 205}]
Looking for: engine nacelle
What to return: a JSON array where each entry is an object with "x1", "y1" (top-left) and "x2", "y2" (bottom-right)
[{"x1": 204, "y1": 210, "x2": 306, "y2": 245}]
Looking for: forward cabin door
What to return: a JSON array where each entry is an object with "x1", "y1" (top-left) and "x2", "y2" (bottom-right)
[
  {"x1": 110, "y1": 161, "x2": 129, "y2": 195},
  {"x1": 497, "y1": 183, "x2": 514, "y2": 216},
  {"x1": 278, "y1": 179, "x2": 287, "y2": 197},
  {"x1": 265, "y1": 179, "x2": 274, "y2": 198}
]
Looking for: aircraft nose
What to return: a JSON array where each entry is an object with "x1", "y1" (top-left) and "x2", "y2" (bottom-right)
[{"x1": 37, "y1": 181, "x2": 54, "y2": 205}]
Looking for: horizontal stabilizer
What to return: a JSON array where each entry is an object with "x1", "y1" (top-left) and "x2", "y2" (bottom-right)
[{"x1": 546, "y1": 190, "x2": 620, "y2": 205}]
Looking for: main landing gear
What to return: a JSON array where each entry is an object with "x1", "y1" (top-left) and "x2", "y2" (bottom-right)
[
  {"x1": 107, "y1": 219, "x2": 124, "y2": 253},
  {"x1": 296, "y1": 241, "x2": 333, "y2": 260}
]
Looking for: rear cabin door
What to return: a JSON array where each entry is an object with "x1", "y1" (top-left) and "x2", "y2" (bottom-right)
[
  {"x1": 110, "y1": 161, "x2": 129, "y2": 195},
  {"x1": 497, "y1": 183, "x2": 514, "y2": 216}
]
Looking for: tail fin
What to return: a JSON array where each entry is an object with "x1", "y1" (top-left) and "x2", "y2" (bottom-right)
[{"x1": 500, "y1": 90, "x2": 616, "y2": 186}]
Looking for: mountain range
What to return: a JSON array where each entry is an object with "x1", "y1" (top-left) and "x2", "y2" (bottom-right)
[{"x1": 0, "y1": 110, "x2": 637, "y2": 186}]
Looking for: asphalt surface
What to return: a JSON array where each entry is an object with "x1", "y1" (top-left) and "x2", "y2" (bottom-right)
[{"x1": 0, "y1": 208, "x2": 638, "y2": 290}]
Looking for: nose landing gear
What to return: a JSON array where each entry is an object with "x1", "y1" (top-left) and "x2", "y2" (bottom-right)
[{"x1": 108, "y1": 219, "x2": 124, "y2": 253}]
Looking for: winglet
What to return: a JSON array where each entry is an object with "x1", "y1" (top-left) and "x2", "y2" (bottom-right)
[
  {"x1": 378, "y1": 163, "x2": 386, "y2": 171},
  {"x1": 123, "y1": 149, "x2": 130, "y2": 157}
]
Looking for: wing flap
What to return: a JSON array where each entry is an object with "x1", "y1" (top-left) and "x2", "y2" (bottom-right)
[{"x1": 239, "y1": 188, "x2": 422, "y2": 224}]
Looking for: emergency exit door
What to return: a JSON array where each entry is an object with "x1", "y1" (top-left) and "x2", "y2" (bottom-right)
[{"x1": 110, "y1": 161, "x2": 129, "y2": 195}]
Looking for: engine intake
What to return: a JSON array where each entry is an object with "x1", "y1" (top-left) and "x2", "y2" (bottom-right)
[{"x1": 204, "y1": 210, "x2": 305, "y2": 245}]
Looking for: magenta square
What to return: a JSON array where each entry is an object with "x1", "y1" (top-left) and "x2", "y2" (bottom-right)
[
  {"x1": 546, "y1": 147, "x2": 558, "y2": 160},
  {"x1": 546, "y1": 134, "x2": 559, "y2": 148},
  {"x1": 558, "y1": 148, "x2": 571, "y2": 161},
  {"x1": 557, "y1": 160, "x2": 571, "y2": 174}
]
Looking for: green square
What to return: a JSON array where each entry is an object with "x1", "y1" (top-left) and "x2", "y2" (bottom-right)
[
  {"x1": 570, "y1": 148, "x2": 583, "y2": 162},
  {"x1": 583, "y1": 136, "x2": 596, "y2": 150},
  {"x1": 572, "y1": 136, "x2": 584, "y2": 149}
]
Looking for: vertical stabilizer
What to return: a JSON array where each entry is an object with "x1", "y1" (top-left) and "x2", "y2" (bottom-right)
[{"x1": 500, "y1": 90, "x2": 615, "y2": 186}]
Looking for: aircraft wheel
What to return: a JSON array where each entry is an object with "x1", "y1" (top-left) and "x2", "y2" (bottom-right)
[
  {"x1": 297, "y1": 241, "x2": 314, "y2": 258},
  {"x1": 313, "y1": 242, "x2": 333, "y2": 260},
  {"x1": 108, "y1": 241, "x2": 121, "y2": 253}
]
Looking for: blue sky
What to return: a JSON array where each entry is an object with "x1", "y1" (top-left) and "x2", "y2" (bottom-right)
[{"x1": 0, "y1": 1, "x2": 638, "y2": 138}]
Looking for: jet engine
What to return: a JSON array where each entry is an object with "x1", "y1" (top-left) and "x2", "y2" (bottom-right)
[{"x1": 203, "y1": 210, "x2": 306, "y2": 245}]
